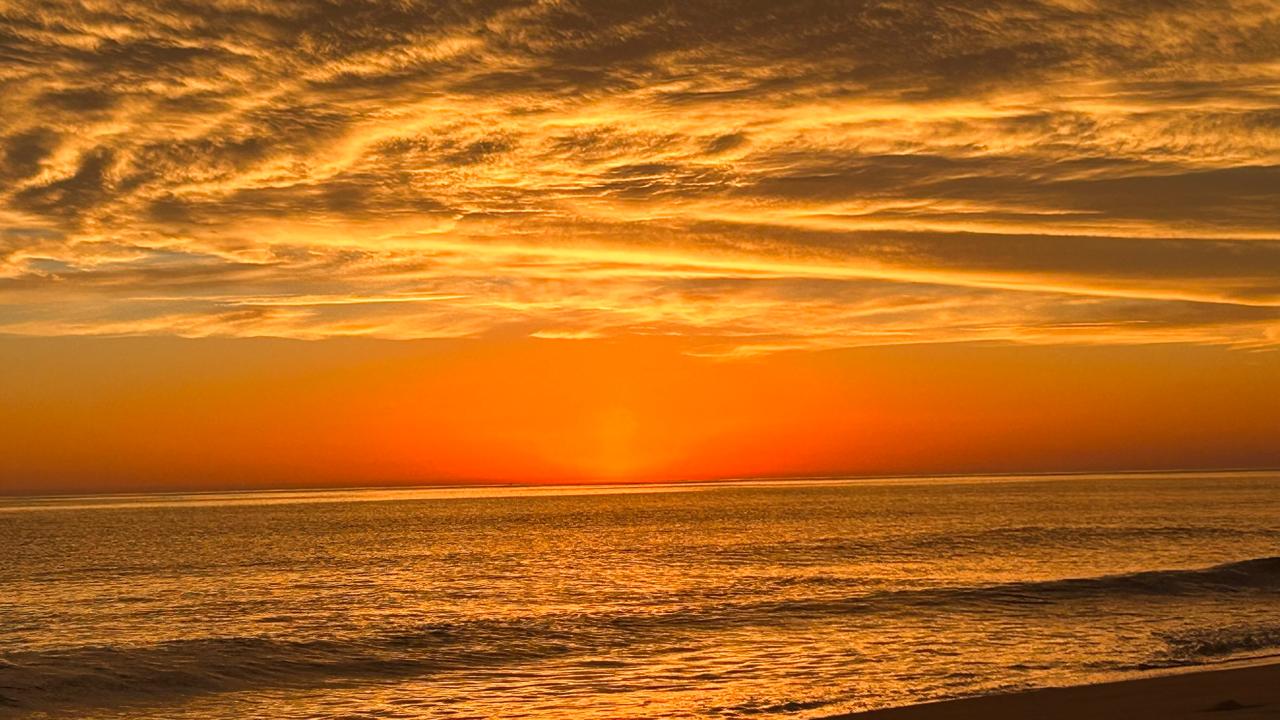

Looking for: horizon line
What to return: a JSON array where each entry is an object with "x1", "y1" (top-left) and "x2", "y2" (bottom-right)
[{"x1": 4, "y1": 465, "x2": 1277, "y2": 501}]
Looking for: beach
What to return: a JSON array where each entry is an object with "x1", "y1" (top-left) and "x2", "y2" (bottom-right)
[{"x1": 830, "y1": 662, "x2": 1280, "y2": 719}]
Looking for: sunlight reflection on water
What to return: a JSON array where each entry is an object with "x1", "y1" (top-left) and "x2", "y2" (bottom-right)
[{"x1": 2, "y1": 471, "x2": 1279, "y2": 719}]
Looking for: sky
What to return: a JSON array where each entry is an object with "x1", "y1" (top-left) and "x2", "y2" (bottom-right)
[{"x1": 1, "y1": 1, "x2": 1279, "y2": 492}]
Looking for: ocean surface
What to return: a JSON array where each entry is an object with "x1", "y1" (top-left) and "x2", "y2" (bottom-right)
[{"x1": 2, "y1": 472, "x2": 1280, "y2": 719}]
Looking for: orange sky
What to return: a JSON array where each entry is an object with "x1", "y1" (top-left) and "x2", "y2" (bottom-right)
[
  {"x1": 3, "y1": 336, "x2": 1278, "y2": 494},
  {"x1": 2, "y1": 2, "x2": 1279, "y2": 492}
]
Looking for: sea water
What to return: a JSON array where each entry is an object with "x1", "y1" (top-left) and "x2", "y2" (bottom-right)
[{"x1": 2, "y1": 472, "x2": 1279, "y2": 719}]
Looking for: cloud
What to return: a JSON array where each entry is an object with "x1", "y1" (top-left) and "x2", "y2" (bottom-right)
[{"x1": 1, "y1": 0, "x2": 1278, "y2": 352}]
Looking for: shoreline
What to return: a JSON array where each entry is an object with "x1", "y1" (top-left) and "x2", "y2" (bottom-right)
[{"x1": 824, "y1": 660, "x2": 1280, "y2": 719}]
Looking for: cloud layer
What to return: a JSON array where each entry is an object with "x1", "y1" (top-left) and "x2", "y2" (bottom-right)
[{"x1": 3, "y1": 0, "x2": 1279, "y2": 352}]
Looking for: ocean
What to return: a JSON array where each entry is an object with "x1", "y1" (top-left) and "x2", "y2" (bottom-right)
[{"x1": 2, "y1": 471, "x2": 1279, "y2": 719}]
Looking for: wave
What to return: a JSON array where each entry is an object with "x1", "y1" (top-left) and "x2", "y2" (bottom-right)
[
  {"x1": 1159, "y1": 623, "x2": 1280, "y2": 662},
  {"x1": 0, "y1": 626, "x2": 586, "y2": 715},
  {"x1": 903, "y1": 554, "x2": 1280, "y2": 605},
  {"x1": 646, "y1": 555, "x2": 1280, "y2": 626},
  {"x1": 3, "y1": 556, "x2": 1278, "y2": 715}
]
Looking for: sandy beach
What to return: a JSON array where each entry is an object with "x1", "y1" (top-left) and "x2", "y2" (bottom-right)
[{"x1": 828, "y1": 662, "x2": 1280, "y2": 719}]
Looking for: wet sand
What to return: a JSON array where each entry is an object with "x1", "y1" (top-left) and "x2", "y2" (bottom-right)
[{"x1": 827, "y1": 662, "x2": 1280, "y2": 719}]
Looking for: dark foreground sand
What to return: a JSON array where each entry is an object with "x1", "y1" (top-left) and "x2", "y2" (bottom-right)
[{"x1": 826, "y1": 662, "x2": 1280, "y2": 719}]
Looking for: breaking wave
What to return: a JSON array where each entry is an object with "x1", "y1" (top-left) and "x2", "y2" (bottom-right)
[{"x1": 3, "y1": 556, "x2": 1278, "y2": 715}]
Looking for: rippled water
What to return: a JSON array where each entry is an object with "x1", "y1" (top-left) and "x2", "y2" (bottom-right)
[{"x1": 2, "y1": 472, "x2": 1280, "y2": 719}]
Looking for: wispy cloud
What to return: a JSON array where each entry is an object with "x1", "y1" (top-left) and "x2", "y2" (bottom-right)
[{"x1": 2, "y1": 0, "x2": 1278, "y2": 351}]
